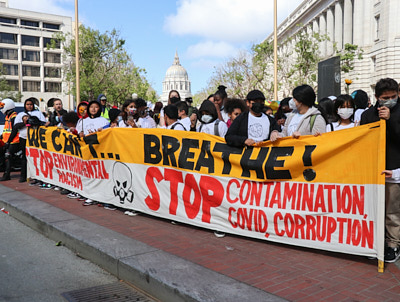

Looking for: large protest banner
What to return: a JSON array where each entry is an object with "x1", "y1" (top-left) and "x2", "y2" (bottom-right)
[{"x1": 26, "y1": 121, "x2": 385, "y2": 260}]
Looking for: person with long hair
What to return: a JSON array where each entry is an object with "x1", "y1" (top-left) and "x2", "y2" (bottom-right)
[{"x1": 159, "y1": 90, "x2": 181, "y2": 127}]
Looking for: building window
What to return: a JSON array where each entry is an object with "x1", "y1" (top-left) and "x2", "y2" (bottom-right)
[
  {"x1": 45, "y1": 82, "x2": 61, "y2": 92},
  {"x1": 21, "y1": 20, "x2": 39, "y2": 27},
  {"x1": 6, "y1": 80, "x2": 19, "y2": 91},
  {"x1": 2, "y1": 64, "x2": 18, "y2": 76},
  {"x1": 0, "y1": 32, "x2": 17, "y2": 44},
  {"x1": 23, "y1": 65, "x2": 41, "y2": 77},
  {"x1": 44, "y1": 67, "x2": 61, "y2": 78},
  {"x1": 43, "y1": 23, "x2": 60, "y2": 30},
  {"x1": 375, "y1": 15, "x2": 380, "y2": 40},
  {"x1": 21, "y1": 35, "x2": 40, "y2": 47},
  {"x1": 0, "y1": 17, "x2": 17, "y2": 24},
  {"x1": 22, "y1": 50, "x2": 40, "y2": 62},
  {"x1": 44, "y1": 52, "x2": 61, "y2": 63},
  {"x1": 0, "y1": 48, "x2": 18, "y2": 60},
  {"x1": 43, "y1": 37, "x2": 60, "y2": 49},
  {"x1": 23, "y1": 81, "x2": 41, "y2": 92}
]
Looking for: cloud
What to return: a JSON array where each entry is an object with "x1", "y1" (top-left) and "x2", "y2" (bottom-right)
[
  {"x1": 8, "y1": 0, "x2": 74, "y2": 17},
  {"x1": 164, "y1": 0, "x2": 303, "y2": 43},
  {"x1": 186, "y1": 41, "x2": 238, "y2": 59}
]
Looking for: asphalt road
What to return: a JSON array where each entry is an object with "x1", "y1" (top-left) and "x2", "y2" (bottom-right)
[{"x1": 0, "y1": 211, "x2": 120, "y2": 302}]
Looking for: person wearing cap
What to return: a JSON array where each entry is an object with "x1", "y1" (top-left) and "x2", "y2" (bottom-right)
[
  {"x1": 225, "y1": 89, "x2": 280, "y2": 147},
  {"x1": 97, "y1": 94, "x2": 110, "y2": 121}
]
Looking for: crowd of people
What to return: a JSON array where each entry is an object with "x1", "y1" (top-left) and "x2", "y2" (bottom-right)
[{"x1": 0, "y1": 77, "x2": 399, "y2": 262}]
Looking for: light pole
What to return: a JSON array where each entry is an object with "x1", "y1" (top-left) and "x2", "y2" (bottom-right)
[
  {"x1": 74, "y1": 0, "x2": 80, "y2": 108},
  {"x1": 273, "y1": 0, "x2": 278, "y2": 102}
]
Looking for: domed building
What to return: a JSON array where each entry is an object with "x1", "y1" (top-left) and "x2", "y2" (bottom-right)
[{"x1": 160, "y1": 51, "x2": 191, "y2": 105}]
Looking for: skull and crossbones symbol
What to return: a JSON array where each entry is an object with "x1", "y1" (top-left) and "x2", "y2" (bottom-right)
[{"x1": 112, "y1": 162, "x2": 134, "y2": 204}]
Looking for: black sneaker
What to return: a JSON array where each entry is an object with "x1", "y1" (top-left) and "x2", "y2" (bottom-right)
[
  {"x1": 385, "y1": 246, "x2": 400, "y2": 263},
  {"x1": 60, "y1": 188, "x2": 70, "y2": 195},
  {"x1": 29, "y1": 179, "x2": 40, "y2": 186}
]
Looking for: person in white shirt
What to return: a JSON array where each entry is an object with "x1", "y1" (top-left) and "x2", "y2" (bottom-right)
[
  {"x1": 213, "y1": 85, "x2": 230, "y2": 123},
  {"x1": 165, "y1": 105, "x2": 186, "y2": 131},
  {"x1": 326, "y1": 94, "x2": 355, "y2": 132},
  {"x1": 194, "y1": 99, "x2": 228, "y2": 137},
  {"x1": 176, "y1": 101, "x2": 191, "y2": 131},
  {"x1": 225, "y1": 90, "x2": 280, "y2": 147},
  {"x1": 118, "y1": 98, "x2": 156, "y2": 129},
  {"x1": 76, "y1": 100, "x2": 109, "y2": 136},
  {"x1": 12, "y1": 98, "x2": 47, "y2": 182}
]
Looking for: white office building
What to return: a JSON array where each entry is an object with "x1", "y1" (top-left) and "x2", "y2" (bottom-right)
[
  {"x1": 0, "y1": 0, "x2": 72, "y2": 110},
  {"x1": 271, "y1": 0, "x2": 400, "y2": 98}
]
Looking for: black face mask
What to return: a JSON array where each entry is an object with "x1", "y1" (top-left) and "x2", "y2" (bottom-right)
[
  {"x1": 170, "y1": 97, "x2": 180, "y2": 104},
  {"x1": 251, "y1": 103, "x2": 264, "y2": 114}
]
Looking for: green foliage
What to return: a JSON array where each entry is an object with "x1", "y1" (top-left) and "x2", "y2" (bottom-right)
[
  {"x1": 0, "y1": 63, "x2": 23, "y2": 101},
  {"x1": 338, "y1": 43, "x2": 363, "y2": 74},
  {"x1": 54, "y1": 25, "x2": 156, "y2": 105}
]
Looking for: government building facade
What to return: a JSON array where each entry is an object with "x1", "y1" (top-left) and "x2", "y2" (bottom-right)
[
  {"x1": 0, "y1": 0, "x2": 72, "y2": 110},
  {"x1": 271, "y1": 0, "x2": 400, "y2": 99},
  {"x1": 160, "y1": 51, "x2": 191, "y2": 105}
]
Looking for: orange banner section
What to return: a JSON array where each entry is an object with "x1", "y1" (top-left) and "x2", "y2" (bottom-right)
[{"x1": 27, "y1": 121, "x2": 385, "y2": 185}]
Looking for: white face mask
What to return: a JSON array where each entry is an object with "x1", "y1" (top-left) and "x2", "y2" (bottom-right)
[
  {"x1": 201, "y1": 114, "x2": 213, "y2": 123},
  {"x1": 337, "y1": 108, "x2": 354, "y2": 120},
  {"x1": 289, "y1": 98, "x2": 296, "y2": 110}
]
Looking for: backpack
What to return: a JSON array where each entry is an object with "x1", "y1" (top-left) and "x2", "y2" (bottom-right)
[
  {"x1": 199, "y1": 119, "x2": 220, "y2": 136},
  {"x1": 309, "y1": 114, "x2": 321, "y2": 132},
  {"x1": 171, "y1": 122, "x2": 187, "y2": 131}
]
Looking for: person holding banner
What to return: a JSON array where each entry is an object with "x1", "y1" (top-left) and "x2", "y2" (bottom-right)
[
  {"x1": 281, "y1": 85, "x2": 326, "y2": 138},
  {"x1": 10, "y1": 98, "x2": 47, "y2": 182},
  {"x1": 195, "y1": 99, "x2": 228, "y2": 137},
  {"x1": 164, "y1": 105, "x2": 186, "y2": 131},
  {"x1": 325, "y1": 94, "x2": 355, "y2": 132},
  {"x1": 76, "y1": 100, "x2": 109, "y2": 136},
  {"x1": 225, "y1": 89, "x2": 280, "y2": 147},
  {"x1": 361, "y1": 78, "x2": 400, "y2": 263}
]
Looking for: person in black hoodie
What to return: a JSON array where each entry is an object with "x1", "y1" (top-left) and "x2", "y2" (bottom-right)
[
  {"x1": 360, "y1": 77, "x2": 400, "y2": 263},
  {"x1": 225, "y1": 90, "x2": 280, "y2": 147}
]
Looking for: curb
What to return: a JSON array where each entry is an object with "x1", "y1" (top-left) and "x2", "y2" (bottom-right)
[{"x1": 0, "y1": 184, "x2": 286, "y2": 302}]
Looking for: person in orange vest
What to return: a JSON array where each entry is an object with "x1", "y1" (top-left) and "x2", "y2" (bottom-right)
[{"x1": 0, "y1": 98, "x2": 20, "y2": 181}]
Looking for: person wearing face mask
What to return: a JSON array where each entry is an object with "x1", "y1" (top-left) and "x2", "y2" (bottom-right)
[
  {"x1": 194, "y1": 99, "x2": 228, "y2": 137},
  {"x1": 225, "y1": 90, "x2": 280, "y2": 147},
  {"x1": 360, "y1": 78, "x2": 400, "y2": 263},
  {"x1": 159, "y1": 90, "x2": 181, "y2": 127},
  {"x1": 325, "y1": 94, "x2": 355, "y2": 132},
  {"x1": 281, "y1": 85, "x2": 326, "y2": 138}
]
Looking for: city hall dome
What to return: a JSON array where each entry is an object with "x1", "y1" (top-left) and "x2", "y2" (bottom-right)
[{"x1": 161, "y1": 51, "x2": 191, "y2": 104}]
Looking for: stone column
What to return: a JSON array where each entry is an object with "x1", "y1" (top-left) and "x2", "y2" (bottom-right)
[
  {"x1": 353, "y1": 0, "x2": 364, "y2": 45},
  {"x1": 312, "y1": 19, "x2": 319, "y2": 34},
  {"x1": 319, "y1": 13, "x2": 327, "y2": 57},
  {"x1": 335, "y1": 1, "x2": 343, "y2": 50},
  {"x1": 343, "y1": 0, "x2": 353, "y2": 45},
  {"x1": 326, "y1": 7, "x2": 335, "y2": 56}
]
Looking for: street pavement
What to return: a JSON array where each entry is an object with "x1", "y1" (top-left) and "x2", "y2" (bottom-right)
[
  {"x1": 0, "y1": 176, "x2": 400, "y2": 302},
  {"x1": 0, "y1": 211, "x2": 122, "y2": 302}
]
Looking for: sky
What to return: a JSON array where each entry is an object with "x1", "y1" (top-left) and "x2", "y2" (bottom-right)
[{"x1": 7, "y1": 0, "x2": 304, "y2": 97}]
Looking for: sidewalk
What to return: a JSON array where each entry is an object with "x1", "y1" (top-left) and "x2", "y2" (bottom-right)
[{"x1": 1, "y1": 177, "x2": 400, "y2": 302}]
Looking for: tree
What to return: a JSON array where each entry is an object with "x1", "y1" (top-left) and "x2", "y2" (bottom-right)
[
  {"x1": 0, "y1": 63, "x2": 23, "y2": 101},
  {"x1": 54, "y1": 25, "x2": 156, "y2": 104}
]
